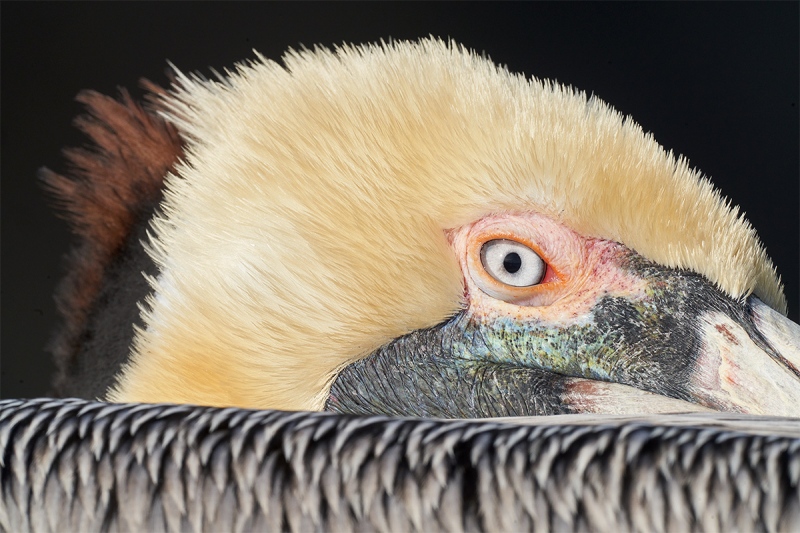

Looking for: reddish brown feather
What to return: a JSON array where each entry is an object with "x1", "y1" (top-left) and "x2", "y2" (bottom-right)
[{"x1": 41, "y1": 82, "x2": 183, "y2": 394}]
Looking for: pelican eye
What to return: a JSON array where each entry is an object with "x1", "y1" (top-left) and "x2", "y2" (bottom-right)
[{"x1": 480, "y1": 239, "x2": 546, "y2": 287}]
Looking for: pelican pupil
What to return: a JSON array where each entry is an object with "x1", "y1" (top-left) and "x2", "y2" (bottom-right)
[{"x1": 503, "y1": 252, "x2": 522, "y2": 274}]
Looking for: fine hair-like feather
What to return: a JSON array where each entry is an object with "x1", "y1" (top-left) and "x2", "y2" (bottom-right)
[{"x1": 109, "y1": 39, "x2": 785, "y2": 410}]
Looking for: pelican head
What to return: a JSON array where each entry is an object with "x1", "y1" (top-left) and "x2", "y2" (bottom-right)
[{"x1": 45, "y1": 38, "x2": 800, "y2": 418}]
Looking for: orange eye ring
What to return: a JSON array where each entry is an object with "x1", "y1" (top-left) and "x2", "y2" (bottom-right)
[
  {"x1": 480, "y1": 239, "x2": 546, "y2": 287},
  {"x1": 466, "y1": 231, "x2": 564, "y2": 307}
]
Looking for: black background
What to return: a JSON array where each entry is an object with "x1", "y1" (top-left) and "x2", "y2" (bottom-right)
[{"x1": 2, "y1": 3, "x2": 798, "y2": 399}]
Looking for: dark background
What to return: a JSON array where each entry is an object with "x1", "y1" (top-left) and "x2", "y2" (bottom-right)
[{"x1": 2, "y1": 3, "x2": 798, "y2": 399}]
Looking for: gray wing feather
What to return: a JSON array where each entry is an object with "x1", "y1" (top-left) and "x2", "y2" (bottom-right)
[{"x1": 0, "y1": 398, "x2": 798, "y2": 532}]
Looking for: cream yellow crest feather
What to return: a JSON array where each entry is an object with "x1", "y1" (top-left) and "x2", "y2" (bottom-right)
[{"x1": 109, "y1": 38, "x2": 785, "y2": 410}]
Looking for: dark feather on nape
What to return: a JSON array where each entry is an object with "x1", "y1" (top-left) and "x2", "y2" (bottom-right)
[{"x1": 39, "y1": 86, "x2": 184, "y2": 398}]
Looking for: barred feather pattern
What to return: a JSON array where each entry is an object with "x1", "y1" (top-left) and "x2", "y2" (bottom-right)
[{"x1": 0, "y1": 399, "x2": 798, "y2": 532}]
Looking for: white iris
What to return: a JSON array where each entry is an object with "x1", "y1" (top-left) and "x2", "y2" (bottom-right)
[{"x1": 480, "y1": 239, "x2": 546, "y2": 287}]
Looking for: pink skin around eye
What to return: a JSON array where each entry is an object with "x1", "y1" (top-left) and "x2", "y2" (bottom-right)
[{"x1": 448, "y1": 212, "x2": 649, "y2": 326}]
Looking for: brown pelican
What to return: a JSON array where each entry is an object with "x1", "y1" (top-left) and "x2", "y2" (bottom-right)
[{"x1": 2, "y1": 38, "x2": 799, "y2": 531}]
